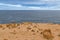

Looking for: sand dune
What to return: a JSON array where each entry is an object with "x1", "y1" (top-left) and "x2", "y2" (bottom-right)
[{"x1": 0, "y1": 22, "x2": 60, "y2": 40}]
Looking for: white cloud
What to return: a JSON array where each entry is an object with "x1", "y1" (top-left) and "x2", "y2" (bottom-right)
[
  {"x1": 20, "y1": 0, "x2": 60, "y2": 10},
  {"x1": 0, "y1": 1, "x2": 60, "y2": 10},
  {"x1": 0, "y1": 3, "x2": 22, "y2": 7},
  {"x1": 29, "y1": 7, "x2": 40, "y2": 9},
  {"x1": 0, "y1": 3, "x2": 37, "y2": 10}
]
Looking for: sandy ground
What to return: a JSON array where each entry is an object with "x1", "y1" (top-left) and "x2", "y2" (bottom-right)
[{"x1": 0, "y1": 22, "x2": 60, "y2": 40}]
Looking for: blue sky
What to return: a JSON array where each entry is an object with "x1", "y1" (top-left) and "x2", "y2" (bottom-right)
[{"x1": 0, "y1": 0, "x2": 60, "y2": 10}]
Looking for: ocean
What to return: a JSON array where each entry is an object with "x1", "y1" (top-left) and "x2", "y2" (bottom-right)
[{"x1": 0, "y1": 10, "x2": 60, "y2": 24}]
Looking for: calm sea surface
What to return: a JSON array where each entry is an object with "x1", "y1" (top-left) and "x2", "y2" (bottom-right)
[{"x1": 0, "y1": 10, "x2": 60, "y2": 24}]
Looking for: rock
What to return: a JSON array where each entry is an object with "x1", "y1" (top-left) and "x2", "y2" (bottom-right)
[{"x1": 41, "y1": 29, "x2": 54, "y2": 40}]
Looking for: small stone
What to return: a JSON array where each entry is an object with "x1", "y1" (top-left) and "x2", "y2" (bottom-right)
[
  {"x1": 2, "y1": 28, "x2": 5, "y2": 30},
  {"x1": 31, "y1": 30, "x2": 35, "y2": 32},
  {"x1": 33, "y1": 26, "x2": 37, "y2": 28},
  {"x1": 32, "y1": 33, "x2": 36, "y2": 35},
  {"x1": 4, "y1": 39, "x2": 8, "y2": 40},
  {"x1": 27, "y1": 27, "x2": 31, "y2": 30},
  {"x1": 0, "y1": 25, "x2": 3, "y2": 28},
  {"x1": 41, "y1": 29, "x2": 54, "y2": 40},
  {"x1": 10, "y1": 30, "x2": 16, "y2": 35},
  {"x1": 58, "y1": 34, "x2": 60, "y2": 37},
  {"x1": 37, "y1": 30, "x2": 39, "y2": 33}
]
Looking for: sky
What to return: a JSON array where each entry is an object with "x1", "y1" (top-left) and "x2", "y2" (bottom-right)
[{"x1": 0, "y1": 0, "x2": 60, "y2": 10}]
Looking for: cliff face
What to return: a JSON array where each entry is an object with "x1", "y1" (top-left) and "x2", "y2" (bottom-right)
[{"x1": 0, "y1": 22, "x2": 60, "y2": 40}]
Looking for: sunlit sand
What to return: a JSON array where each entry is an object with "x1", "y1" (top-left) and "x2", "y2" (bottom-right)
[{"x1": 0, "y1": 22, "x2": 60, "y2": 40}]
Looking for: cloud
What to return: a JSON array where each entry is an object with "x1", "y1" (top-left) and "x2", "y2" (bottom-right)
[
  {"x1": 0, "y1": 0, "x2": 60, "y2": 10},
  {"x1": 0, "y1": 3, "x2": 39, "y2": 10},
  {"x1": 0, "y1": 3, "x2": 58, "y2": 10},
  {"x1": 21, "y1": 0, "x2": 59, "y2": 7},
  {"x1": 0, "y1": 3, "x2": 22, "y2": 7}
]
